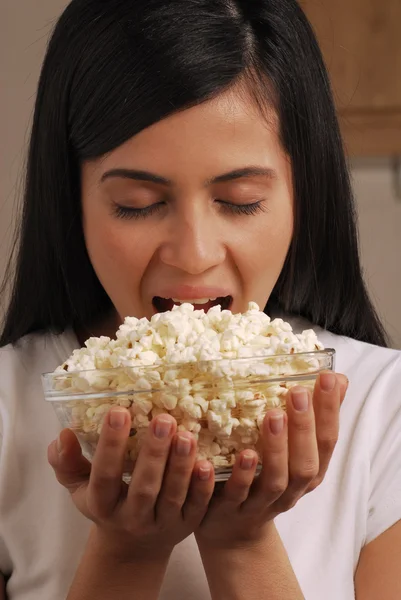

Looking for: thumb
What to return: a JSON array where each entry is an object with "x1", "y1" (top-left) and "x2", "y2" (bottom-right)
[{"x1": 48, "y1": 428, "x2": 91, "y2": 494}]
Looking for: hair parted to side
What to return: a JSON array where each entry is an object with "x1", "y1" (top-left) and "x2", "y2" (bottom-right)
[{"x1": 0, "y1": 0, "x2": 388, "y2": 347}]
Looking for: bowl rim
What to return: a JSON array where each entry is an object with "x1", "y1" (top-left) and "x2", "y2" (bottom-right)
[{"x1": 42, "y1": 348, "x2": 336, "y2": 402}]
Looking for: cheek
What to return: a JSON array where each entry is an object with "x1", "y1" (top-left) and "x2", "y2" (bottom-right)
[
  {"x1": 90, "y1": 228, "x2": 131, "y2": 273},
  {"x1": 85, "y1": 213, "x2": 123, "y2": 269},
  {"x1": 82, "y1": 207, "x2": 149, "y2": 303},
  {"x1": 235, "y1": 202, "x2": 293, "y2": 276}
]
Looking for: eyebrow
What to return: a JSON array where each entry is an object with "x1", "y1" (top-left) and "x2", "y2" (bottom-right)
[{"x1": 100, "y1": 166, "x2": 277, "y2": 186}]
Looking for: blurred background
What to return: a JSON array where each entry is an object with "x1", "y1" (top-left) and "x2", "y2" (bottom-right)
[{"x1": 1, "y1": 0, "x2": 400, "y2": 347}]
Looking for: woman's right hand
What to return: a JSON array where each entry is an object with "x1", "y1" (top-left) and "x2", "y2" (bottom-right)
[{"x1": 48, "y1": 409, "x2": 215, "y2": 561}]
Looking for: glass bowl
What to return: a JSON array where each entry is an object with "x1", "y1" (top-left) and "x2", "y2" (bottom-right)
[{"x1": 42, "y1": 349, "x2": 335, "y2": 482}]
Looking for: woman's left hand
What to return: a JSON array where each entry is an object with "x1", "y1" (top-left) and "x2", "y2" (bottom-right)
[{"x1": 195, "y1": 371, "x2": 348, "y2": 549}]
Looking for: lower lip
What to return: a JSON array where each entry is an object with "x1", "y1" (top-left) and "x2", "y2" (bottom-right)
[{"x1": 152, "y1": 296, "x2": 233, "y2": 313}]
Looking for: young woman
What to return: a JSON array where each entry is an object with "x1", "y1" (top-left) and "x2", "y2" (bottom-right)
[{"x1": 0, "y1": 1, "x2": 400, "y2": 599}]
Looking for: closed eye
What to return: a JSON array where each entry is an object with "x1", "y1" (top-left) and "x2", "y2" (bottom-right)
[
  {"x1": 216, "y1": 200, "x2": 266, "y2": 216},
  {"x1": 112, "y1": 199, "x2": 267, "y2": 220},
  {"x1": 112, "y1": 202, "x2": 165, "y2": 220}
]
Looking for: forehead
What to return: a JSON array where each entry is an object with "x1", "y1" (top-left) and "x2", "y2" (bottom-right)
[{"x1": 92, "y1": 84, "x2": 287, "y2": 181}]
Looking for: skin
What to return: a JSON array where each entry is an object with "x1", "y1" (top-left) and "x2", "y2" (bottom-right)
[{"x1": 47, "y1": 83, "x2": 349, "y2": 597}]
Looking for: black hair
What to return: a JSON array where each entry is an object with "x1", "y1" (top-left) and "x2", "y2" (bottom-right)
[{"x1": 0, "y1": 0, "x2": 388, "y2": 347}]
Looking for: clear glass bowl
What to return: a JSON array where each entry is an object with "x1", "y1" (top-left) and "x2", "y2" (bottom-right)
[{"x1": 42, "y1": 349, "x2": 335, "y2": 482}]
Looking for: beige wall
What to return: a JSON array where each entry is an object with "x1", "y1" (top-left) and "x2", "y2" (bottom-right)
[
  {"x1": 351, "y1": 160, "x2": 401, "y2": 348},
  {"x1": 1, "y1": 1, "x2": 401, "y2": 348},
  {"x1": 0, "y1": 0, "x2": 69, "y2": 294}
]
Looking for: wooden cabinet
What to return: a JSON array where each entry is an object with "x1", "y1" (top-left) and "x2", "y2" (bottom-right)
[{"x1": 300, "y1": 0, "x2": 401, "y2": 155}]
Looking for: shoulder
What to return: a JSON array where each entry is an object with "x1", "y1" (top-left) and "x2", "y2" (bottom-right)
[
  {"x1": 317, "y1": 330, "x2": 401, "y2": 404},
  {"x1": 288, "y1": 314, "x2": 401, "y2": 439},
  {"x1": 317, "y1": 329, "x2": 401, "y2": 430},
  {"x1": 287, "y1": 315, "x2": 401, "y2": 544},
  {"x1": 0, "y1": 330, "x2": 77, "y2": 382},
  {"x1": 318, "y1": 327, "x2": 399, "y2": 376},
  {"x1": 0, "y1": 329, "x2": 78, "y2": 369},
  {"x1": 287, "y1": 313, "x2": 401, "y2": 387},
  {"x1": 0, "y1": 330, "x2": 78, "y2": 432}
]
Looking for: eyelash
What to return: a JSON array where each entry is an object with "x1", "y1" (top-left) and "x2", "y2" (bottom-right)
[
  {"x1": 113, "y1": 203, "x2": 164, "y2": 220},
  {"x1": 112, "y1": 200, "x2": 266, "y2": 220}
]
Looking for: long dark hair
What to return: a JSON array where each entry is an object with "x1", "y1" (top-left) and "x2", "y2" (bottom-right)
[{"x1": 0, "y1": 0, "x2": 388, "y2": 347}]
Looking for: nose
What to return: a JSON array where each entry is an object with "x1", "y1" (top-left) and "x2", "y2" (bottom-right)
[{"x1": 158, "y1": 210, "x2": 226, "y2": 275}]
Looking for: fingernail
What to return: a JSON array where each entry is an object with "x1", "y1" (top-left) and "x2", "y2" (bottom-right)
[
  {"x1": 240, "y1": 451, "x2": 255, "y2": 470},
  {"x1": 320, "y1": 372, "x2": 336, "y2": 392},
  {"x1": 292, "y1": 388, "x2": 309, "y2": 412},
  {"x1": 56, "y1": 433, "x2": 63, "y2": 454},
  {"x1": 109, "y1": 408, "x2": 127, "y2": 430},
  {"x1": 154, "y1": 417, "x2": 173, "y2": 439},
  {"x1": 176, "y1": 435, "x2": 192, "y2": 456},
  {"x1": 337, "y1": 374, "x2": 349, "y2": 389},
  {"x1": 269, "y1": 413, "x2": 284, "y2": 435},
  {"x1": 198, "y1": 465, "x2": 211, "y2": 480}
]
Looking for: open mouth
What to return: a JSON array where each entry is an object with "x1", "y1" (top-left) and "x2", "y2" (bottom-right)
[{"x1": 153, "y1": 296, "x2": 233, "y2": 313}]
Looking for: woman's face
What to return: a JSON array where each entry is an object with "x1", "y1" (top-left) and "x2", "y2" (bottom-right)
[{"x1": 81, "y1": 85, "x2": 293, "y2": 324}]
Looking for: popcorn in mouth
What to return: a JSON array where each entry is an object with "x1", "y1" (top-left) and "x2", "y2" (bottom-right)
[{"x1": 153, "y1": 295, "x2": 232, "y2": 313}]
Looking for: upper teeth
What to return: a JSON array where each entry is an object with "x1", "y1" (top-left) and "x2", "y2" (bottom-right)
[{"x1": 171, "y1": 298, "x2": 217, "y2": 304}]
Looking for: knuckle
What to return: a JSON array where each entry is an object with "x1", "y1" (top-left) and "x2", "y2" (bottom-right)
[
  {"x1": 306, "y1": 476, "x2": 323, "y2": 493},
  {"x1": 261, "y1": 474, "x2": 288, "y2": 496},
  {"x1": 228, "y1": 486, "x2": 249, "y2": 503},
  {"x1": 317, "y1": 436, "x2": 338, "y2": 454},
  {"x1": 183, "y1": 502, "x2": 208, "y2": 524},
  {"x1": 274, "y1": 495, "x2": 297, "y2": 513},
  {"x1": 86, "y1": 491, "x2": 107, "y2": 520},
  {"x1": 161, "y1": 494, "x2": 185, "y2": 511},
  {"x1": 169, "y1": 463, "x2": 192, "y2": 479},
  {"x1": 293, "y1": 419, "x2": 314, "y2": 433},
  {"x1": 185, "y1": 499, "x2": 206, "y2": 518},
  {"x1": 134, "y1": 484, "x2": 157, "y2": 503},
  {"x1": 190, "y1": 488, "x2": 211, "y2": 505},
  {"x1": 91, "y1": 469, "x2": 119, "y2": 490},
  {"x1": 190, "y1": 479, "x2": 213, "y2": 503},
  {"x1": 284, "y1": 497, "x2": 298, "y2": 512},
  {"x1": 102, "y1": 436, "x2": 123, "y2": 451},
  {"x1": 234, "y1": 478, "x2": 252, "y2": 494},
  {"x1": 146, "y1": 442, "x2": 169, "y2": 461},
  {"x1": 292, "y1": 461, "x2": 319, "y2": 485},
  {"x1": 55, "y1": 473, "x2": 70, "y2": 489},
  {"x1": 267, "y1": 477, "x2": 288, "y2": 496},
  {"x1": 292, "y1": 475, "x2": 313, "y2": 488}
]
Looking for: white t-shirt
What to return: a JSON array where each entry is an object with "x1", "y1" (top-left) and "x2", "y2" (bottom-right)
[{"x1": 0, "y1": 319, "x2": 400, "y2": 600}]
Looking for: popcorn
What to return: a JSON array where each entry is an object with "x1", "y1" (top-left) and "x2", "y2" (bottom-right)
[
  {"x1": 211, "y1": 442, "x2": 222, "y2": 456},
  {"x1": 193, "y1": 394, "x2": 209, "y2": 413},
  {"x1": 54, "y1": 302, "x2": 325, "y2": 471},
  {"x1": 179, "y1": 396, "x2": 203, "y2": 419},
  {"x1": 159, "y1": 392, "x2": 178, "y2": 410},
  {"x1": 133, "y1": 414, "x2": 150, "y2": 428}
]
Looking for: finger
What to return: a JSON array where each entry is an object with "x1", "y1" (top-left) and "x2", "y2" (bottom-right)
[
  {"x1": 244, "y1": 409, "x2": 288, "y2": 514},
  {"x1": 128, "y1": 415, "x2": 177, "y2": 519},
  {"x1": 156, "y1": 432, "x2": 197, "y2": 520},
  {"x1": 336, "y1": 373, "x2": 349, "y2": 405},
  {"x1": 86, "y1": 407, "x2": 131, "y2": 520},
  {"x1": 305, "y1": 371, "x2": 341, "y2": 493},
  {"x1": 275, "y1": 386, "x2": 319, "y2": 510},
  {"x1": 222, "y1": 450, "x2": 258, "y2": 505},
  {"x1": 48, "y1": 428, "x2": 91, "y2": 492},
  {"x1": 184, "y1": 460, "x2": 215, "y2": 522}
]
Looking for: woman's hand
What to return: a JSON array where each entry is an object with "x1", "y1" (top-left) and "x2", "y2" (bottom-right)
[
  {"x1": 195, "y1": 371, "x2": 348, "y2": 549},
  {"x1": 48, "y1": 411, "x2": 215, "y2": 561}
]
